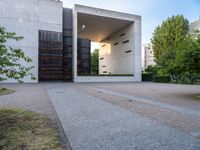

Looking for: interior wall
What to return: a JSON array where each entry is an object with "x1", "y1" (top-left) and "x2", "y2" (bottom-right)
[{"x1": 99, "y1": 24, "x2": 135, "y2": 75}]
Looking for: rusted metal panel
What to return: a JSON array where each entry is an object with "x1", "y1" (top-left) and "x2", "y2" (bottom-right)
[
  {"x1": 77, "y1": 38, "x2": 91, "y2": 75},
  {"x1": 39, "y1": 30, "x2": 63, "y2": 81},
  {"x1": 63, "y1": 8, "x2": 73, "y2": 81}
]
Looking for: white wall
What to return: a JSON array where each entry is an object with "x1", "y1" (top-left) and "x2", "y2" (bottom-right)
[
  {"x1": 0, "y1": 0, "x2": 63, "y2": 83},
  {"x1": 190, "y1": 20, "x2": 200, "y2": 31},
  {"x1": 143, "y1": 43, "x2": 155, "y2": 69},
  {"x1": 99, "y1": 24, "x2": 135, "y2": 75},
  {"x1": 76, "y1": 76, "x2": 140, "y2": 82}
]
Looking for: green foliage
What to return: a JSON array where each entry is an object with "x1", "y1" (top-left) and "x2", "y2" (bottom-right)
[
  {"x1": 151, "y1": 15, "x2": 200, "y2": 84},
  {"x1": 176, "y1": 31, "x2": 200, "y2": 74},
  {"x1": 151, "y1": 15, "x2": 189, "y2": 75},
  {"x1": 153, "y1": 75, "x2": 171, "y2": 83},
  {"x1": 91, "y1": 49, "x2": 99, "y2": 75},
  {"x1": 0, "y1": 26, "x2": 35, "y2": 82},
  {"x1": 142, "y1": 73, "x2": 153, "y2": 81},
  {"x1": 143, "y1": 66, "x2": 158, "y2": 82},
  {"x1": 176, "y1": 73, "x2": 192, "y2": 84},
  {"x1": 144, "y1": 65, "x2": 157, "y2": 75},
  {"x1": 0, "y1": 87, "x2": 15, "y2": 95},
  {"x1": 173, "y1": 73, "x2": 200, "y2": 85},
  {"x1": 191, "y1": 74, "x2": 200, "y2": 85},
  {"x1": 196, "y1": 95, "x2": 200, "y2": 100}
]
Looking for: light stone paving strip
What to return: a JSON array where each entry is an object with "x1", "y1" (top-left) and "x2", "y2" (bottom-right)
[
  {"x1": 47, "y1": 87, "x2": 200, "y2": 150},
  {"x1": 96, "y1": 88, "x2": 200, "y2": 118}
]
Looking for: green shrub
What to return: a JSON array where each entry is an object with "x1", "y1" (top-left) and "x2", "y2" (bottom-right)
[
  {"x1": 153, "y1": 75, "x2": 171, "y2": 83},
  {"x1": 191, "y1": 74, "x2": 200, "y2": 85},
  {"x1": 177, "y1": 74, "x2": 192, "y2": 84},
  {"x1": 142, "y1": 73, "x2": 153, "y2": 81},
  {"x1": 144, "y1": 65, "x2": 157, "y2": 75},
  {"x1": 175, "y1": 73, "x2": 200, "y2": 84}
]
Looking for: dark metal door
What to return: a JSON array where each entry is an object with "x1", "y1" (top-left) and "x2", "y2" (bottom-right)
[{"x1": 39, "y1": 30, "x2": 63, "y2": 81}]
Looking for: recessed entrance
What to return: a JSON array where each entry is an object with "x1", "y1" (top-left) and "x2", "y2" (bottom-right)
[
  {"x1": 76, "y1": 12, "x2": 135, "y2": 77},
  {"x1": 73, "y1": 5, "x2": 142, "y2": 82}
]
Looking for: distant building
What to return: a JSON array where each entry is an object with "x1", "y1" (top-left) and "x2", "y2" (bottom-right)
[
  {"x1": 190, "y1": 19, "x2": 200, "y2": 31},
  {"x1": 143, "y1": 44, "x2": 155, "y2": 69}
]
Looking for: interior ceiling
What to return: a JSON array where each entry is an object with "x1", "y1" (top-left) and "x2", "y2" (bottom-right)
[{"x1": 78, "y1": 13, "x2": 133, "y2": 42}]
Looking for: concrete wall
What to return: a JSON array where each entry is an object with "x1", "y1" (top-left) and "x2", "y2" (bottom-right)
[
  {"x1": 143, "y1": 43, "x2": 155, "y2": 69},
  {"x1": 190, "y1": 20, "x2": 200, "y2": 31},
  {"x1": 76, "y1": 76, "x2": 139, "y2": 83},
  {"x1": 74, "y1": 5, "x2": 142, "y2": 82},
  {"x1": 0, "y1": 0, "x2": 63, "y2": 83},
  {"x1": 99, "y1": 24, "x2": 135, "y2": 75}
]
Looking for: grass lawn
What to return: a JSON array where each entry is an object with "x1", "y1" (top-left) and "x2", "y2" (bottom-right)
[
  {"x1": 0, "y1": 87, "x2": 15, "y2": 95},
  {"x1": 196, "y1": 95, "x2": 200, "y2": 101},
  {"x1": 0, "y1": 108, "x2": 62, "y2": 150}
]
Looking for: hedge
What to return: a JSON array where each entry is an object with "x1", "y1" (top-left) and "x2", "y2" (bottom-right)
[
  {"x1": 142, "y1": 73, "x2": 153, "y2": 81},
  {"x1": 153, "y1": 75, "x2": 171, "y2": 83},
  {"x1": 189, "y1": 74, "x2": 200, "y2": 85}
]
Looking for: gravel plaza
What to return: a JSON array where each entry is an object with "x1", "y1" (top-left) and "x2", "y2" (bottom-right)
[{"x1": 1, "y1": 82, "x2": 200, "y2": 150}]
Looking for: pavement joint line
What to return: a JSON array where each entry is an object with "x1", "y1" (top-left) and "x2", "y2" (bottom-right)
[{"x1": 95, "y1": 88, "x2": 200, "y2": 118}]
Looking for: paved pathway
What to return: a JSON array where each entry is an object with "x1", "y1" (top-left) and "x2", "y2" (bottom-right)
[
  {"x1": 48, "y1": 86, "x2": 200, "y2": 150},
  {"x1": 96, "y1": 88, "x2": 200, "y2": 118}
]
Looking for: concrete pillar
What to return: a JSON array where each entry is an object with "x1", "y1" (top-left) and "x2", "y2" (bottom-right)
[
  {"x1": 72, "y1": 7, "x2": 78, "y2": 82},
  {"x1": 134, "y1": 19, "x2": 142, "y2": 81}
]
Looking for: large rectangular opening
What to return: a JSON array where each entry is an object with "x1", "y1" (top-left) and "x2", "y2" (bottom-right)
[
  {"x1": 77, "y1": 12, "x2": 135, "y2": 77},
  {"x1": 73, "y1": 5, "x2": 142, "y2": 82}
]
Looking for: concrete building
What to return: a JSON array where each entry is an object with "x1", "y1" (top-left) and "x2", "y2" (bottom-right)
[
  {"x1": 0, "y1": 0, "x2": 142, "y2": 83},
  {"x1": 143, "y1": 44, "x2": 155, "y2": 69},
  {"x1": 190, "y1": 19, "x2": 200, "y2": 31},
  {"x1": 99, "y1": 25, "x2": 135, "y2": 75}
]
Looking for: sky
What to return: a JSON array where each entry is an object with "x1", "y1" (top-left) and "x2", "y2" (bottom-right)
[{"x1": 63, "y1": 0, "x2": 200, "y2": 44}]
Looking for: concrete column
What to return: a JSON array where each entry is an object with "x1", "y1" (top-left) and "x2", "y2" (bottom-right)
[
  {"x1": 134, "y1": 19, "x2": 142, "y2": 81},
  {"x1": 72, "y1": 7, "x2": 78, "y2": 82}
]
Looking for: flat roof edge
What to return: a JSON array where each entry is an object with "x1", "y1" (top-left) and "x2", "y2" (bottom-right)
[
  {"x1": 48, "y1": 0, "x2": 63, "y2": 4},
  {"x1": 190, "y1": 20, "x2": 200, "y2": 25},
  {"x1": 74, "y1": 4, "x2": 141, "y2": 21},
  {"x1": 50, "y1": 0, "x2": 62, "y2": 2}
]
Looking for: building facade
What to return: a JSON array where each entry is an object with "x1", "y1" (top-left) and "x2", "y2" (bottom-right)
[
  {"x1": 190, "y1": 19, "x2": 200, "y2": 31},
  {"x1": 143, "y1": 44, "x2": 155, "y2": 69},
  {"x1": 0, "y1": 0, "x2": 142, "y2": 83}
]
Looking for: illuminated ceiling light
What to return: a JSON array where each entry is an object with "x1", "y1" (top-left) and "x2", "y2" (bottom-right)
[
  {"x1": 82, "y1": 24, "x2": 85, "y2": 30},
  {"x1": 78, "y1": 24, "x2": 86, "y2": 34}
]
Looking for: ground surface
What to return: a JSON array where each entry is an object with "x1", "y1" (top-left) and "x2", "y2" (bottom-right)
[
  {"x1": 0, "y1": 108, "x2": 62, "y2": 150},
  {"x1": 0, "y1": 83, "x2": 71, "y2": 150},
  {"x1": 0, "y1": 87, "x2": 15, "y2": 95},
  {"x1": 0, "y1": 82, "x2": 200, "y2": 150}
]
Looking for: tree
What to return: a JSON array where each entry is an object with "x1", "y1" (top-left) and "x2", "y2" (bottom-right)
[
  {"x1": 0, "y1": 26, "x2": 35, "y2": 82},
  {"x1": 91, "y1": 49, "x2": 99, "y2": 75},
  {"x1": 151, "y1": 15, "x2": 190, "y2": 75},
  {"x1": 144, "y1": 65, "x2": 157, "y2": 75},
  {"x1": 176, "y1": 31, "x2": 200, "y2": 74}
]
